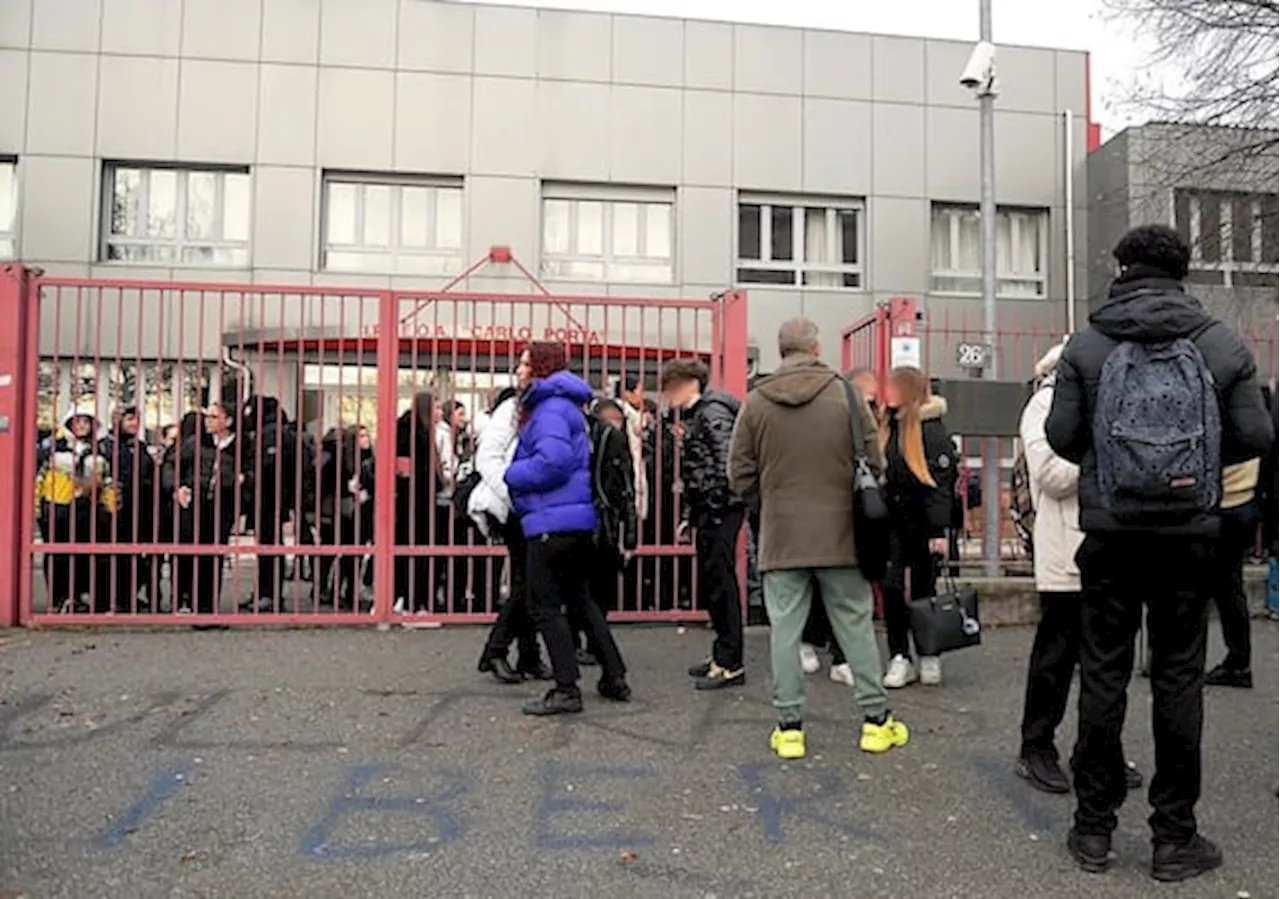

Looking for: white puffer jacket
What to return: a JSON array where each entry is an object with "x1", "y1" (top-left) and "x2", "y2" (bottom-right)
[
  {"x1": 467, "y1": 396, "x2": 518, "y2": 537},
  {"x1": 1019, "y1": 376, "x2": 1083, "y2": 593}
]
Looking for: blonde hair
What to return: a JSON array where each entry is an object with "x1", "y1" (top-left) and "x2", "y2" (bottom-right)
[{"x1": 878, "y1": 366, "x2": 936, "y2": 488}]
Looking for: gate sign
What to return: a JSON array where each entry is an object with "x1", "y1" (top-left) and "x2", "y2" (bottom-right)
[
  {"x1": 362, "y1": 322, "x2": 605, "y2": 345},
  {"x1": 890, "y1": 336, "x2": 921, "y2": 369},
  {"x1": 955, "y1": 342, "x2": 991, "y2": 370}
]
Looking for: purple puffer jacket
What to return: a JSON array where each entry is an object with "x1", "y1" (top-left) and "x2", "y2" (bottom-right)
[{"x1": 505, "y1": 370, "x2": 597, "y2": 538}]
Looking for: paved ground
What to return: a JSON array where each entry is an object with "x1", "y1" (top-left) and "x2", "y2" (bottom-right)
[{"x1": 0, "y1": 622, "x2": 1275, "y2": 899}]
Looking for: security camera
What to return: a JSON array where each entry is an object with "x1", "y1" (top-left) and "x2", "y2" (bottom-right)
[{"x1": 959, "y1": 40, "x2": 997, "y2": 93}]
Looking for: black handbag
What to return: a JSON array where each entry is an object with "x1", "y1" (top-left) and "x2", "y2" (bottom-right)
[
  {"x1": 908, "y1": 578, "x2": 982, "y2": 656},
  {"x1": 839, "y1": 378, "x2": 889, "y2": 581}
]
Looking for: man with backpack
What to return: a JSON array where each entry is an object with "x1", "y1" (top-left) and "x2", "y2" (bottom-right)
[{"x1": 1045, "y1": 225, "x2": 1274, "y2": 882}]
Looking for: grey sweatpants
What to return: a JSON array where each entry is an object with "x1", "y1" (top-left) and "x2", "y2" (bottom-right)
[{"x1": 763, "y1": 566, "x2": 887, "y2": 725}]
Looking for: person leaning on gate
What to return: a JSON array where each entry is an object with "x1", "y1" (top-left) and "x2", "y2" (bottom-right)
[
  {"x1": 1045, "y1": 224, "x2": 1274, "y2": 882},
  {"x1": 1014, "y1": 342, "x2": 1144, "y2": 796},
  {"x1": 728, "y1": 318, "x2": 909, "y2": 760},
  {"x1": 662, "y1": 357, "x2": 747, "y2": 690}
]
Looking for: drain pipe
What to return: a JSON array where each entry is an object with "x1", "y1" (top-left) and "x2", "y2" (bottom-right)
[{"x1": 1064, "y1": 109, "x2": 1077, "y2": 333}]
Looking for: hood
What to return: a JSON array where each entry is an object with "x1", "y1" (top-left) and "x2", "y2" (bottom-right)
[
  {"x1": 523, "y1": 370, "x2": 594, "y2": 409},
  {"x1": 61, "y1": 401, "x2": 105, "y2": 440},
  {"x1": 920, "y1": 395, "x2": 947, "y2": 421},
  {"x1": 243, "y1": 395, "x2": 285, "y2": 432},
  {"x1": 1092, "y1": 278, "x2": 1212, "y2": 343},
  {"x1": 692, "y1": 388, "x2": 741, "y2": 417},
  {"x1": 754, "y1": 355, "x2": 838, "y2": 407}
]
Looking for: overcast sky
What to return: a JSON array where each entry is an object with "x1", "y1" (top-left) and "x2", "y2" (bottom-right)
[{"x1": 461, "y1": 0, "x2": 1147, "y2": 135}]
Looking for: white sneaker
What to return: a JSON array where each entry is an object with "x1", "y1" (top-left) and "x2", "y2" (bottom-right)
[
  {"x1": 883, "y1": 655, "x2": 918, "y2": 689},
  {"x1": 829, "y1": 663, "x2": 855, "y2": 686},
  {"x1": 800, "y1": 643, "x2": 821, "y2": 675},
  {"x1": 919, "y1": 656, "x2": 943, "y2": 686}
]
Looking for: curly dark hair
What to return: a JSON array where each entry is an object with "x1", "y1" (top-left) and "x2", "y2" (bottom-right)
[
  {"x1": 526, "y1": 342, "x2": 568, "y2": 380},
  {"x1": 1112, "y1": 224, "x2": 1191, "y2": 280}
]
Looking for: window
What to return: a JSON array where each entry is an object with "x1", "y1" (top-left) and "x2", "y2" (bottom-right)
[
  {"x1": 736, "y1": 196, "x2": 864, "y2": 289},
  {"x1": 540, "y1": 185, "x2": 674, "y2": 283},
  {"x1": 322, "y1": 173, "x2": 464, "y2": 276},
  {"x1": 0, "y1": 158, "x2": 16, "y2": 260},
  {"x1": 1175, "y1": 189, "x2": 1279, "y2": 288},
  {"x1": 930, "y1": 204, "x2": 1048, "y2": 298},
  {"x1": 101, "y1": 163, "x2": 250, "y2": 266}
]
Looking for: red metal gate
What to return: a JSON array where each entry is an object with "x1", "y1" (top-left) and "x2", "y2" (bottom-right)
[{"x1": 0, "y1": 263, "x2": 747, "y2": 627}]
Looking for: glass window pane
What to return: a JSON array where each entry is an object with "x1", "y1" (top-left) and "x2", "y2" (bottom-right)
[
  {"x1": 575, "y1": 201, "x2": 603, "y2": 255},
  {"x1": 738, "y1": 204, "x2": 761, "y2": 260},
  {"x1": 738, "y1": 267, "x2": 796, "y2": 285},
  {"x1": 400, "y1": 186, "x2": 430, "y2": 248},
  {"x1": 362, "y1": 184, "x2": 392, "y2": 247},
  {"x1": 436, "y1": 188, "x2": 462, "y2": 250},
  {"x1": 1232, "y1": 196, "x2": 1255, "y2": 263},
  {"x1": 543, "y1": 199, "x2": 571, "y2": 254},
  {"x1": 326, "y1": 183, "x2": 357, "y2": 245},
  {"x1": 111, "y1": 168, "x2": 143, "y2": 238},
  {"x1": 0, "y1": 164, "x2": 15, "y2": 233},
  {"x1": 838, "y1": 209, "x2": 858, "y2": 265},
  {"x1": 396, "y1": 253, "x2": 456, "y2": 276},
  {"x1": 185, "y1": 171, "x2": 217, "y2": 239},
  {"x1": 1262, "y1": 194, "x2": 1278, "y2": 264},
  {"x1": 803, "y1": 208, "x2": 829, "y2": 263},
  {"x1": 995, "y1": 212, "x2": 1013, "y2": 275},
  {"x1": 613, "y1": 202, "x2": 639, "y2": 257},
  {"x1": 957, "y1": 210, "x2": 980, "y2": 270},
  {"x1": 930, "y1": 209, "x2": 952, "y2": 270},
  {"x1": 222, "y1": 173, "x2": 250, "y2": 242},
  {"x1": 147, "y1": 169, "x2": 178, "y2": 239},
  {"x1": 770, "y1": 206, "x2": 793, "y2": 261},
  {"x1": 1200, "y1": 195, "x2": 1221, "y2": 263},
  {"x1": 643, "y1": 203, "x2": 671, "y2": 259},
  {"x1": 0, "y1": 237, "x2": 15, "y2": 260}
]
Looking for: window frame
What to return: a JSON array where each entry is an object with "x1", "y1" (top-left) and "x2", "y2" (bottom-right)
[
  {"x1": 99, "y1": 161, "x2": 252, "y2": 268},
  {"x1": 538, "y1": 183, "x2": 676, "y2": 285},
  {"x1": 929, "y1": 203, "x2": 1050, "y2": 299},
  {"x1": 735, "y1": 194, "x2": 866, "y2": 290},
  {"x1": 0, "y1": 156, "x2": 17, "y2": 262},
  {"x1": 1174, "y1": 188, "x2": 1279, "y2": 289},
  {"x1": 320, "y1": 171, "x2": 466, "y2": 276}
]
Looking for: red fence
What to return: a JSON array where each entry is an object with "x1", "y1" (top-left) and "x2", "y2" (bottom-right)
[{"x1": 0, "y1": 264, "x2": 747, "y2": 627}]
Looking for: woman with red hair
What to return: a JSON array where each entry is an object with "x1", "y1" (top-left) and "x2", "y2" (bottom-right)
[{"x1": 505, "y1": 342, "x2": 630, "y2": 715}]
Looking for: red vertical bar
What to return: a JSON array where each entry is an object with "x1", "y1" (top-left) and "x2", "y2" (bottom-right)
[
  {"x1": 720, "y1": 291, "x2": 749, "y2": 618},
  {"x1": 0, "y1": 266, "x2": 32, "y2": 626},
  {"x1": 373, "y1": 290, "x2": 398, "y2": 624}
]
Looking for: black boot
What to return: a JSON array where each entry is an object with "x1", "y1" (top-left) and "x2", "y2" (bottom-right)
[
  {"x1": 597, "y1": 677, "x2": 632, "y2": 702},
  {"x1": 478, "y1": 653, "x2": 523, "y2": 685},
  {"x1": 519, "y1": 659, "x2": 554, "y2": 681},
  {"x1": 1205, "y1": 663, "x2": 1253, "y2": 688},
  {"x1": 522, "y1": 686, "x2": 584, "y2": 717},
  {"x1": 1015, "y1": 753, "x2": 1070, "y2": 794},
  {"x1": 1151, "y1": 834, "x2": 1223, "y2": 883},
  {"x1": 1067, "y1": 829, "x2": 1113, "y2": 874}
]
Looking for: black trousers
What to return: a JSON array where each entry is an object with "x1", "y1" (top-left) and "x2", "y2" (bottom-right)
[
  {"x1": 254, "y1": 507, "x2": 285, "y2": 602},
  {"x1": 482, "y1": 518, "x2": 540, "y2": 667},
  {"x1": 882, "y1": 523, "x2": 936, "y2": 659},
  {"x1": 175, "y1": 507, "x2": 234, "y2": 615},
  {"x1": 1073, "y1": 533, "x2": 1213, "y2": 844},
  {"x1": 1213, "y1": 503, "x2": 1257, "y2": 670},
  {"x1": 527, "y1": 530, "x2": 625, "y2": 689},
  {"x1": 1020, "y1": 591, "x2": 1083, "y2": 759},
  {"x1": 696, "y1": 508, "x2": 745, "y2": 670},
  {"x1": 800, "y1": 586, "x2": 846, "y2": 666}
]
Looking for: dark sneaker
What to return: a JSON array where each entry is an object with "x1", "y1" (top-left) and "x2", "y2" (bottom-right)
[
  {"x1": 597, "y1": 678, "x2": 632, "y2": 702},
  {"x1": 521, "y1": 687, "x2": 584, "y2": 717},
  {"x1": 518, "y1": 660, "x2": 554, "y2": 681},
  {"x1": 695, "y1": 665, "x2": 745, "y2": 691},
  {"x1": 1067, "y1": 829, "x2": 1114, "y2": 874},
  {"x1": 1151, "y1": 834, "x2": 1223, "y2": 883},
  {"x1": 575, "y1": 648, "x2": 598, "y2": 667},
  {"x1": 479, "y1": 655, "x2": 523, "y2": 685},
  {"x1": 1124, "y1": 760, "x2": 1144, "y2": 790},
  {"x1": 688, "y1": 659, "x2": 713, "y2": 678},
  {"x1": 1205, "y1": 664, "x2": 1253, "y2": 689},
  {"x1": 1016, "y1": 754, "x2": 1070, "y2": 794}
]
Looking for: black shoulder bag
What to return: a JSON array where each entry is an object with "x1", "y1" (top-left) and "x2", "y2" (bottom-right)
[{"x1": 839, "y1": 378, "x2": 889, "y2": 582}]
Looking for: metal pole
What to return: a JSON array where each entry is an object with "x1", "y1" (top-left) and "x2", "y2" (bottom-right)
[
  {"x1": 1064, "y1": 109, "x2": 1077, "y2": 333},
  {"x1": 979, "y1": 0, "x2": 1001, "y2": 577}
]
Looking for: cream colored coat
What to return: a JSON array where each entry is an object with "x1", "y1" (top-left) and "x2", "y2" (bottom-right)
[{"x1": 1019, "y1": 377, "x2": 1083, "y2": 593}]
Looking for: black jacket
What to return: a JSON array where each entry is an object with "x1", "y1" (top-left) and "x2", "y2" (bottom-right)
[
  {"x1": 1045, "y1": 274, "x2": 1274, "y2": 535},
  {"x1": 589, "y1": 414, "x2": 638, "y2": 561},
  {"x1": 680, "y1": 389, "x2": 742, "y2": 525},
  {"x1": 100, "y1": 431, "x2": 158, "y2": 540},
  {"x1": 883, "y1": 396, "x2": 957, "y2": 536},
  {"x1": 241, "y1": 396, "x2": 307, "y2": 527}
]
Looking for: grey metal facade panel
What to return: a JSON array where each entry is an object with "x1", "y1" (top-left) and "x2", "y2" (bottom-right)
[{"x1": 2, "y1": 0, "x2": 1086, "y2": 368}]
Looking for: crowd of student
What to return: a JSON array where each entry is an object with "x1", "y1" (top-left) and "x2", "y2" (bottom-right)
[{"x1": 31, "y1": 223, "x2": 1276, "y2": 883}]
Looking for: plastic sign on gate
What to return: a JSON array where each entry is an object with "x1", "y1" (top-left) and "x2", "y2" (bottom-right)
[{"x1": 890, "y1": 336, "x2": 921, "y2": 370}]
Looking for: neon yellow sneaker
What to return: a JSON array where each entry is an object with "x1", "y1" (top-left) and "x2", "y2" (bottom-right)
[
  {"x1": 769, "y1": 727, "x2": 807, "y2": 760},
  {"x1": 860, "y1": 715, "x2": 910, "y2": 754}
]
